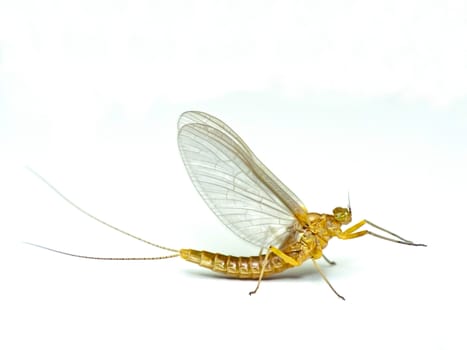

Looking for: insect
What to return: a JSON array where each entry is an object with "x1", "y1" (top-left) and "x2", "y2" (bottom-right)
[{"x1": 27, "y1": 111, "x2": 426, "y2": 300}]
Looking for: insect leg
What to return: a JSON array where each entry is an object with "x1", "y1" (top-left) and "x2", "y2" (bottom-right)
[
  {"x1": 312, "y1": 259, "x2": 345, "y2": 300},
  {"x1": 339, "y1": 219, "x2": 367, "y2": 238},
  {"x1": 269, "y1": 246, "x2": 299, "y2": 266},
  {"x1": 322, "y1": 254, "x2": 336, "y2": 265},
  {"x1": 249, "y1": 247, "x2": 300, "y2": 295},
  {"x1": 249, "y1": 249, "x2": 272, "y2": 296},
  {"x1": 364, "y1": 220, "x2": 419, "y2": 243},
  {"x1": 365, "y1": 231, "x2": 426, "y2": 246},
  {"x1": 339, "y1": 220, "x2": 426, "y2": 246}
]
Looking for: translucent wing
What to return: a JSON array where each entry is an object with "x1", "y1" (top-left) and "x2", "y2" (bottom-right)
[
  {"x1": 178, "y1": 111, "x2": 309, "y2": 248},
  {"x1": 178, "y1": 111, "x2": 307, "y2": 215}
]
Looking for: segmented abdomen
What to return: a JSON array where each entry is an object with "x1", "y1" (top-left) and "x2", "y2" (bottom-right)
[{"x1": 179, "y1": 249, "x2": 292, "y2": 279}]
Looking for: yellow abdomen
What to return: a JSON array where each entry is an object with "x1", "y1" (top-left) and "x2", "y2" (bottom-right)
[{"x1": 179, "y1": 249, "x2": 294, "y2": 279}]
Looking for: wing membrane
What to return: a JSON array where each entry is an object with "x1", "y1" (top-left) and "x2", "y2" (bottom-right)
[{"x1": 178, "y1": 111, "x2": 308, "y2": 248}]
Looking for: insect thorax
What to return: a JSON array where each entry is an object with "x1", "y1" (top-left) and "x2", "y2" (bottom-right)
[{"x1": 283, "y1": 213, "x2": 341, "y2": 259}]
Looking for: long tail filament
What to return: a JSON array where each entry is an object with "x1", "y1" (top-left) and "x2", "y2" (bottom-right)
[{"x1": 25, "y1": 167, "x2": 179, "y2": 259}]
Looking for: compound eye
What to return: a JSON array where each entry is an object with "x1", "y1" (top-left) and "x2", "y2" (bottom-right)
[{"x1": 333, "y1": 207, "x2": 351, "y2": 224}]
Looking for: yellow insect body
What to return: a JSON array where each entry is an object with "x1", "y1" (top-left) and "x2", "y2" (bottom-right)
[
  {"x1": 27, "y1": 111, "x2": 426, "y2": 300},
  {"x1": 180, "y1": 211, "x2": 344, "y2": 279}
]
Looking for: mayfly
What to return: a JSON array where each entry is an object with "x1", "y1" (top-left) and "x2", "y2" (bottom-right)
[{"x1": 27, "y1": 111, "x2": 426, "y2": 300}]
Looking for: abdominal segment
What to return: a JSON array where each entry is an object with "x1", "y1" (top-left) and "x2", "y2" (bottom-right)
[{"x1": 179, "y1": 249, "x2": 292, "y2": 279}]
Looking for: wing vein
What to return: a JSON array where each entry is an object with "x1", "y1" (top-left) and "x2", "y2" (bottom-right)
[{"x1": 177, "y1": 111, "x2": 307, "y2": 248}]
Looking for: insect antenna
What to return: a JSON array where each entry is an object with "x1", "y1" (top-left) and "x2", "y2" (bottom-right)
[
  {"x1": 26, "y1": 167, "x2": 179, "y2": 255},
  {"x1": 347, "y1": 192, "x2": 352, "y2": 214}
]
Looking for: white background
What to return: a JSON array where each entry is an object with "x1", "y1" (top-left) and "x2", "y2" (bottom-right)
[{"x1": 1, "y1": 1, "x2": 466, "y2": 349}]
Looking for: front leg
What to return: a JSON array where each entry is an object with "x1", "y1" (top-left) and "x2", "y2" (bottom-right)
[
  {"x1": 337, "y1": 219, "x2": 426, "y2": 246},
  {"x1": 337, "y1": 219, "x2": 368, "y2": 240}
]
